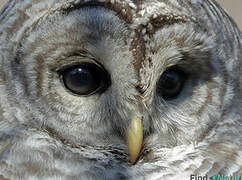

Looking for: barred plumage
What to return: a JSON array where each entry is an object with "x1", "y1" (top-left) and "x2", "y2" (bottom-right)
[{"x1": 0, "y1": 0, "x2": 241, "y2": 179}]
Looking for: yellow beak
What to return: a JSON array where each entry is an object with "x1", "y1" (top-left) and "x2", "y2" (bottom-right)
[{"x1": 125, "y1": 115, "x2": 143, "y2": 164}]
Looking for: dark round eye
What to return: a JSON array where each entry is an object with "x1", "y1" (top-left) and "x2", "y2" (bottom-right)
[
  {"x1": 59, "y1": 63, "x2": 110, "y2": 96},
  {"x1": 157, "y1": 67, "x2": 187, "y2": 100}
]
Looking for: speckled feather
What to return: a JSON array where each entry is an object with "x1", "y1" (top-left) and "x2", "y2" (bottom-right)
[{"x1": 0, "y1": 0, "x2": 241, "y2": 179}]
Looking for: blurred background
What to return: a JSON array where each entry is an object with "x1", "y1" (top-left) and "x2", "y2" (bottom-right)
[
  {"x1": 219, "y1": 0, "x2": 242, "y2": 30},
  {"x1": 0, "y1": 0, "x2": 241, "y2": 30}
]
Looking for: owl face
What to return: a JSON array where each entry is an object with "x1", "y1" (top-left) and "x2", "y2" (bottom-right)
[{"x1": 0, "y1": 0, "x2": 240, "y2": 166}]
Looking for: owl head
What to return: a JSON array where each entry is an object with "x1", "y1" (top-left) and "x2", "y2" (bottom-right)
[{"x1": 0, "y1": 0, "x2": 241, "y2": 168}]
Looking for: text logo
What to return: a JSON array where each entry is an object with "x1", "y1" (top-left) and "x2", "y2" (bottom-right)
[{"x1": 211, "y1": 174, "x2": 242, "y2": 180}]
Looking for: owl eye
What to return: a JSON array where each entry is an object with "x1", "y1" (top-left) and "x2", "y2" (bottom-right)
[
  {"x1": 59, "y1": 63, "x2": 110, "y2": 96},
  {"x1": 157, "y1": 67, "x2": 187, "y2": 100}
]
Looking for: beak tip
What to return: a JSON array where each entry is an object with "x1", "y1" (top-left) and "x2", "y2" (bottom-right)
[{"x1": 129, "y1": 154, "x2": 139, "y2": 165}]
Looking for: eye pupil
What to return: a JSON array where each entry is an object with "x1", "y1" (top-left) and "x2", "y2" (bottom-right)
[
  {"x1": 160, "y1": 72, "x2": 180, "y2": 90},
  {"x1": 60, "y1": 63, "x2": 109, "y2": 96},
  {"x1": 63, "y1": 67, "x2": 98, "y2": 94},
  {"x1": 157, "y1": 67, "x2": 186, "y2": 100}
]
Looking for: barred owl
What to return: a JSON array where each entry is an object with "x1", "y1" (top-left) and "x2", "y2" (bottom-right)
[{"x1": 0, "y1": 0, "x2": 241, "y2": 179}]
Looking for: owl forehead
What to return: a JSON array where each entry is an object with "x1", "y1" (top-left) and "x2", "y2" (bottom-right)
[{"x1": 65, "y1": 0, "x2": 189, "y2": 22}]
